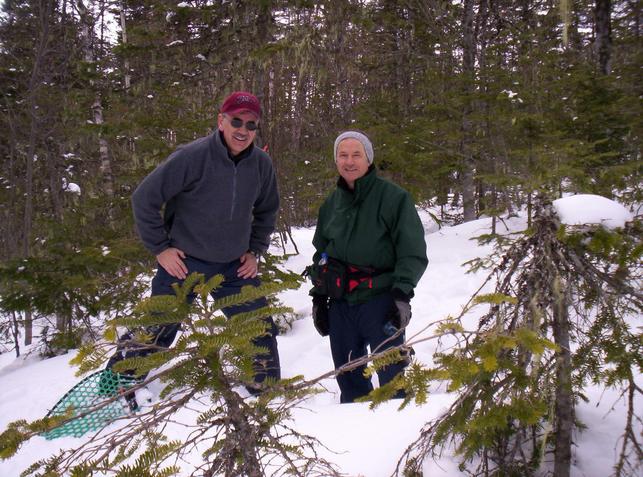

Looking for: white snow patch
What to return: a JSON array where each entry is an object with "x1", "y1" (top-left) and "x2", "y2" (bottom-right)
[
  {"x1": 0, "y1": 203, "x2": 638, "y2": 477},
  {"x1": 553, "y1": 194, "x2": 633, "y2": 229}
]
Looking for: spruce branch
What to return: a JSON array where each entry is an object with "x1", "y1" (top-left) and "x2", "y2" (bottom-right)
[
  {"x1": 391, "y1": 197, "x2": 641, "y2": 476},
  {"x1": 3, "y1": 272, "x2": 340, "y2": 477}
]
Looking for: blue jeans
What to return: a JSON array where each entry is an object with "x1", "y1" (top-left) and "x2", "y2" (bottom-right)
[
  {"x1": 328, "y1": 292, "x2": 407, "y2": 403},
  {"x1": 109, "y1": 255, "x2": 281, "y2": 386}
]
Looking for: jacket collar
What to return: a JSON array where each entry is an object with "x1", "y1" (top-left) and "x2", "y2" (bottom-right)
[
  {"x1": 337, "y1": 165, "x2": 377, "y2": 203},
  {"x1": 216, "y1": 130, "x2": 253, "y2": 162}
]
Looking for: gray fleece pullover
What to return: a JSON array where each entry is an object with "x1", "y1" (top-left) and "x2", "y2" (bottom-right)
[{"x1": 132, "y1": 132, "x2": 279, "y2": 263}]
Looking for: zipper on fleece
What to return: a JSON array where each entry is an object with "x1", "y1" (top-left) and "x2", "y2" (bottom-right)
[{"x1": 229, "y1": 166, "x2": 237, "y2": 220}]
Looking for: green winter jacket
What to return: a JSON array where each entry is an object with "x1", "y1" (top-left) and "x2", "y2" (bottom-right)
[{"x1": 312, "y1": 167, "x2": 428, "y2": 304}]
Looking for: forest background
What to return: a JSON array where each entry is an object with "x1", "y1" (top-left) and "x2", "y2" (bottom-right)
[
  {"x1": 0, "y1": 0, "x2": 640, "y2": 475},
  {"x1": 0, "y1": 0, "x2": 640, "y2": 349}
]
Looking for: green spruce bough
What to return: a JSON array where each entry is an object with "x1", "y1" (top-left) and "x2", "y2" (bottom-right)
[
  {"x1": 370, "y1": 198, "x2": 640, "y2": 477},
  {"x1": 0, "y1": 272, "x2": 342, "y2": 477}
]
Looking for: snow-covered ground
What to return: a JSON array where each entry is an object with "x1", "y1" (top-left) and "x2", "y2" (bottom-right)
[{"x1": 0, "y1": 195, "x2": 638, "y2": 476}]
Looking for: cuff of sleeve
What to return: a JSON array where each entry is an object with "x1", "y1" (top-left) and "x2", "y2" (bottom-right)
[
  {"x1": 150, "y1": 243, "x2": 170, "y2": 256},
  {"x1": 312, "y1": 294, "x2": 329, "y2": 305},
  {"x1": 391, "y1": 287, "x2": 412, "y2": 302}
]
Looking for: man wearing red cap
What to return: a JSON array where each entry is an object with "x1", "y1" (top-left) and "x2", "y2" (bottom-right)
[{"x1": 109, "y1": 91, "x2": 280, "y2": 401}]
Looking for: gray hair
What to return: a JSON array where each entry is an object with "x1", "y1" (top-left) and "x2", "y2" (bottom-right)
[{"x1": 334, "y1": 131, "x2": 374, "y2": 164}]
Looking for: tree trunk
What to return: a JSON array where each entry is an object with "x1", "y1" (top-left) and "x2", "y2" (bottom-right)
[
  {"x1": 553, "y1": 275, "x2": 573, "y2": 477},
  {"x1": 207, "y1": 357, "x2": 263, "y2": 477},
  {"x1": 3, "y1": 110, "x2": 21, "y2": 260},
  {"x1": 47, "y1": 145, "x2": 64, "y2": 220},
  {"x1": 119, "y1": 5, "x2": 131, "y2": 90},
  {"x1": 11, "y1": 312, "x2": 21, "y2": 357},
  {"x1": 460, "y1": 0, "x2": 476, "y2": 222},
  {"x1": 629, "y1": 0, "x2": 639, "y2": 39},
  {"x1": 77, "y1": 0, "x2": 115, "y2": 205},
  {"x1": 22, "y1": 0, "x2": 54, "y2": 344},
  {"x1": 595, "y1": 0, "x2": 612, "y2": 74},
  {"x1": 521, "y1": 0, "x2": 536, "y2": 229},
  {"x1": 24, "y1": 34, "x2": 47, "y2": 257},
  {"x1": 246, "y1": 0, "x2": 272, "y2": 150},
  {"x1": 291, "y1": 71, "x2": 308, "y2": 150},
  {"x1": 92, "y1": 96, "x2": 115, "y2": 199},
  {"x1": 24, "y1": 311, "x2": 33, "y2": 346},
  {"x1": 22, "y1": 91, "x2": 35, "y2": 343}
]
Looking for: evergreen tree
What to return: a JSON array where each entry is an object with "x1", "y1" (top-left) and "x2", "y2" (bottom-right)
[
  {"x1": 0, "y1": 272, "x2": 342, "y2": 476},
  {"x1": 388, "y1": 197, "x2": 641, "y2": 476}
]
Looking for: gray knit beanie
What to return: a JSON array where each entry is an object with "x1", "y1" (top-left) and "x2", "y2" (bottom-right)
[{"x1": 334, "y1": 131, "x2": 374, "y2": 164}]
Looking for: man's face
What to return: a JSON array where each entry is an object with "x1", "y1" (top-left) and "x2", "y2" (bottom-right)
[
  {"x1": 217, "y1": 110, "x2": 259, "y2": 156},
  {"x1": 335, "y1": 138, "x2": 370, "y2": 188}
]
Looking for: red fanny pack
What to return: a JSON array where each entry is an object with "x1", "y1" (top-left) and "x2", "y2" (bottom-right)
[
  {"x1": 305, "y1": 258, "x2": 381, "y2": 298},
  {"x1": 347, "y1": 265, "x2": 374, "y2": 292}
]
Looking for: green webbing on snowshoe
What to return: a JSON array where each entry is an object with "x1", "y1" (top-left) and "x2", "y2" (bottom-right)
[{"x1": 43, "y1": 369, "x2": 139, "y2": 440}]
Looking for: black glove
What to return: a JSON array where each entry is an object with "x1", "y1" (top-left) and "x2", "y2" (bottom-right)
[
  {"x1": 312, "y1": 294, "x2": 330, "y2": 337},
  {"x1": 388, "y1": 289, "x2": 412, "y2": 330}
]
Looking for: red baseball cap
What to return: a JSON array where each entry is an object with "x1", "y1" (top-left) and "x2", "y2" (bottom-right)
[{"x1": 220, "y1": 91, "x2": 262, "y2": 119}]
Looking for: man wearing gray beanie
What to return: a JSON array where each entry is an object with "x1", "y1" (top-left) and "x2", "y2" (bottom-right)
[
  {"x1": 307, "y1": 130, "x2": 428, "y2": 403},
  {"x1": 333, "y1": 131, "x2": 374, "y2": 165}
]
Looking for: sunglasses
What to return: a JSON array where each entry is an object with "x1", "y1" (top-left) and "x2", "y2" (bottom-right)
[{"x1": 227, "y1": 116, "x2": 258, "y2": 131}]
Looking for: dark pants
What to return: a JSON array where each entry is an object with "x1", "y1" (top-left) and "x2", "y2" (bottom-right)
[
  {"x1": 328, "y1": 292, "x2": 407, "y2": 403},
  {"x1": 108, "y1": 256, "x2": 281, "y2": 386}
]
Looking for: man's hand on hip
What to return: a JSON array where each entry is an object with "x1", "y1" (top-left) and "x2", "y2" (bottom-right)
[
  {"x1": 157, "y1": 247, "x2": 188, "y2": 279},
  {"x1": 238, "y1": 252, "x2": 258, "y2": 279}
]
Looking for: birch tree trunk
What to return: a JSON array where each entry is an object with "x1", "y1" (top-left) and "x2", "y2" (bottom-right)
[
  {"x1": 76, "y1": 0, "x2": 115, "y2": 202},
  {"x1": 93, "y1": 96, "x2": 114, "y2": 199},
  {"x1": 120, "y1": 5, "x2": 131, "y2": 91}
]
